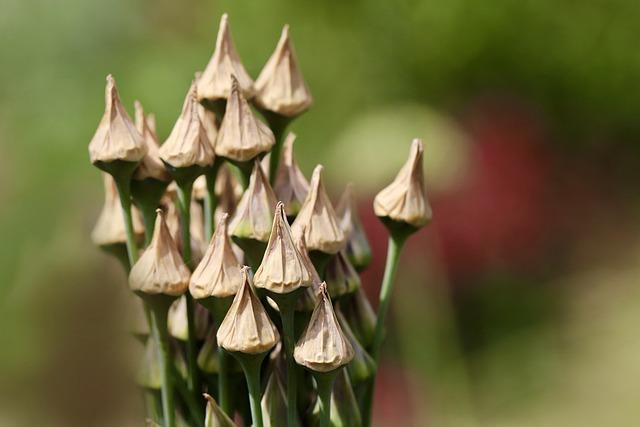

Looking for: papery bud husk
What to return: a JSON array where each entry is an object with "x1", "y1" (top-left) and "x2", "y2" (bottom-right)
[
  {"x1": 254, "y1": 202, "x2": 313, "y2": 294},
  {"x1": 168, "y1": 295, "x2": 211, "y2": 341},
  {"x1": 261, "y1": 370, "x2": 301, "y2": 427},
  {"x1": 324, "y1": 251, "x2": 361, "y2": 300},
  {"x1": 309, "y1": 368, "x2": 362, "y2": 427},
  {"x1": 254, "y1": 25, "x2": 313, "y2": 118},
  {"x1": 89, "y1": 75, "x2": 146, "y2": 167},
  {"x1": 203, "y1": 393, "x2": 236, "y2": 427},
  {"x1": 294, "y1": 283, "x2": 354, "y2": 372},
  {"x1": 129, "y1": 209, "x2": 190, "y2": 297},
  {"x1": 190, "y1": 213, "x2": 243, "y2": 300},
  {"x1": 373, "y1": 138, "x2": 432, "y2": 231},
  {"x1": 159, "y1": 83, "x2": 215, "y2": 170},
  {"x1": 133, "y1": 100, "x2": 171, "y2": 182},
  {"x1": 164, "y1": 199, "x2": 207, "y2": 266},
  {"x1": 273, "y1": 133, "x2": 309, "y2": 218},
  {"x1": 215, "y1": 76, "x2": 275, "y2": 162},
  {"x1": 335, "y1": 307, "x2": 376, "y2": 384},
  {"x1": 336, "y1": 184, "x2": 372, "y2": 271},
  {"x1": 197, "y1": 14, "x2": 254, "y2": 106},
  {"x1": 217, "y1": 267, "x2": 280, "y2": 354},
  {"x1": 338, "y1": 287, "x2": 376, "y2": 349},
  {"x1": 291, "y1": 165, "x2": 346, "y2": 254},
  {"x1": 92, "y1": 173, "x2": 145, "y2": 247}
]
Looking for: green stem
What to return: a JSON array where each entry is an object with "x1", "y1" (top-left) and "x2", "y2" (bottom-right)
[
  {"x1": 233, "y1": 351, "x2": 267, "y2": 427},
  {"x1": 361, "y1": 235, "x2": 406, "y2": 427},
  {"x1": 171, "y1": 363, "x2": 205, "y2": 426},
  {"x1": 140, "y1": 204, "x2": 157, "y2": 246},
  {"x1": 203, "y1": 162, "x2": 221, "y2": 241},
  {"x1": 150, "y1": 306, "x2": 175, "y2": 427},
  {"x1": 314, "y1": 370, "x2": 338, "y2": 427},
  {"x1": 263, "y1": 112, "x2": 291, "y2": 186},
  {"x1": 218, "y1": 349, "x2": 232, "y2": 414},
  {"x1": 113, "y1": 176, "x2": 138, "y2": 266}
]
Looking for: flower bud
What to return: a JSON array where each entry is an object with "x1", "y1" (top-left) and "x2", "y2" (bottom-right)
[
  {"x1": 215, "y1": 76, "x2": 275, "y2": 162},
  {"x1": 129, "y1": 209, "x2": 190, "y2": 297},
  {"x1": 335, "y1": 307, "x2": 376, "y2": 384},
  {"x1": 254, "y1": 25, "x2": 313, "y2": 118},
  {"x1": 190, "y1": 213, "x2": 243, "y2": 299},
  {"x1": 291, "y1": 165, "x2": 346, "y2": 254},
  {"x1": 89, "y1": 75, "x2": 146, "y2": 167},
  {"x1": 197, "y1": 14, "x2": 254, "y2": 105},
  {"x1": 294, "y1": 283, "x2": 354, "y2": 372},
  {"x1": 168, "y1": 295, "x2": 210, "y2": 341},
  {"x1": 310, "y1": 368, "x2": 362, "y2": 427},
  {"x1": 339, "y1": 287, "x2": 376, "y2": 348},
  {"x1": 273, "y1": 133, "x2": 309, "y2": 218},
  {"x1": 133, "y1": 100, "x2": 171, "y2": 182},
  {"x1": 254, "y1": 202, "x2": 313, "y2": 294},
  {"x1": 373, "y1": 138, "x2": 432, "y2": 230},
  {"x1": 324, "y1": 250, "x2": 361, "y2": 300},
  {"x1": 217, "y1": 266, "x2": 280, "y2": 354},
  {"x1": 336, "y1": 184, "x2": 372, "y2": 271},
  {"x1": 203, "y1": 393, "x2": 236, "y2": 427},
  {"x1": 159, "y1": 83, "x2": 215, "y2": 169}
]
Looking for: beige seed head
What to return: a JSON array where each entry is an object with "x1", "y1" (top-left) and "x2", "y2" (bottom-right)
[
  {"x1": 254, "y1": 25, "x2": 313, "y2": 118},
  {"x1": 273, "y1": 133, "x2": 309, "y2": 217},
  {"x1": 215, "y1": 76, "x2": 275, "y2": 162},
  {"x1": 373, "y1": 138, "x2": 432, "y2": 228},
  {"x1": 294, "y1": 283, "x2": 354, "y2": 372},
  {"x1": 203, "y1": 393, "x2": 235, "y2": 427},
  {"x1": 89, "y1": 75, "x2": 147, "y2": 165},
  {"x1": 133, "y1": 100, "x2": 171, "y2": 182},
  {"x1": 291, "y1": 165, "x2": 346, "y2": 254},
  {"x1": 217, "y1": 266, "x2": 280, "y2": 354},
  {"x1": 129, "y1": 209, "x2": 190, "y2": 296}
]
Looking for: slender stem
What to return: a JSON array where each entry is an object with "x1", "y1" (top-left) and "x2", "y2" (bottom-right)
[
  {"x1": 235, "y1": 352, "x2": 266, "y2": 427},
  {"x1": 171, "y1": 363, "x2": 205, "y2": 426},
  {"x1": 218, "y1": 348, "x2": 232, "y2": 414},
  {"x1": 204, "y1": 171, "x2": 218, "y2": 241},
  {"x1": 150, "y1": 306, "x2": 175, "y2": 427},
  {"x1": 140, "y1": 204, "x2": 156, "y2": 246},
  {"x1": 314, "y1": 371, "x2": 338, "y2": 427},
  {"x1": 281, "y1": 305, "x2": 298, "y2": 427},
  {"x1": 361, "y1": 235, "x2": 406, "y2": 427},
  {"x1": 113, "y1": 176, "x2": 138, "y2": 266},
  {"x1": 264, "y1": 113, "x2": 291, "y2": 186}
]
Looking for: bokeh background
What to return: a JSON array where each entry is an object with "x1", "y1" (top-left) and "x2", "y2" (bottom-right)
[{"x1": 2, "y1": 0, "x2": 640, "y2": 426}]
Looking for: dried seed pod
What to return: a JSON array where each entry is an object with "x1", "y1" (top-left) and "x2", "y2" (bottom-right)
[
  {"x1": 339, "y1": 287, "x2": 376, "y2": 348},
  {"x1": 373, "y1": 138, "x2": 432, "y2": 229},
  {"x1": 129, "y1": 209, "x2": 190, "y2": 297},
  {"x1": 190, "y1": 213, "x2": 243, "y2": 299},
  {"x1": 159, "y1": 83, "x2": 215, "y2": 169},
  {"x1": 336, "y1": 307, "x2": 376, "y2": 384},
  {"x1": 335, "y1": 183, "x2": 372, "y2": 271},
  {"x1": 167, "y1": 295, "x2": 210, "y2": 341},
  {"x1": 228, "y1": 160, "x2": 278, "y2": 242},
  {"x1": 253, "y1": 202, "x2": 313, "y2": 294},
  {"x1": 310, "y1": 368, "x2": 362, "y2": 427},
  {"x1": 215, "y1": 76, "x2": 275, "y2": 162},
  {"x1": 133, "y1": 101, "x2": 171, "y2": 182},
  {"x1": 197, "y1": 13, "x2": 254, "y2": 104},
  {"x1": 294, "y1": 283, "x2": 354, "y2": 372},
  {"x1": 291, "y1": 165, "x2": 346, "y2": 254},
  {"x1": 203, "y1": 393, "x2": 236, "y2": 427},
  {"x1": 217, "y1": 267, "x2": 280, "y2": 354},
  {"x1": 197, "y1": 101, "x2": 218, "y2": 149},
  {"x1": 89, "y1": 75, "x2": 146, "y2": 166},
  {"x1": 324, "y1": 250, "x2": 361, "y2": 300},
  {"x1": 273, "y1": 133, "x2": 309, "y2": 218},
  {"x1": 254, "y1": 25, "x2": 313, "y2": 118}
]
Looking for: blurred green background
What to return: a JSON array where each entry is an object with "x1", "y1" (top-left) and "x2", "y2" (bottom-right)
[{"x1": 2, "y1": 0, "x2": 640, "y2": 425}]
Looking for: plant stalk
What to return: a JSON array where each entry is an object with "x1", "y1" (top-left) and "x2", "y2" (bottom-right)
[
  {"x1": 150, "y1": 305, "x2": 175, "y2": 427},
  {"x1": 113, "y1": 175, "x2": 139, "y2": 266},
  {"x1": 314, "y1": 370, "x2": 338, "y2": 427},
  {"x1": 233, "y1": 351, "x2": 267, "y2": 427}
]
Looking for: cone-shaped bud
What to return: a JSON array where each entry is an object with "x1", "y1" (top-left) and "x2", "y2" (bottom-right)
[
  {"x1": 217, "y1": 267, "x2": 280, "y2": 354},
  {"x1": 336, "y1": 184, "x2": 372, "y2": 271},
  {"x1": 203, "y1": 393, "x2": 236, "y2": 427},
  {"x1": 273, "y1": 133, "x2": 309, "y2": 217},
  {"x1": 129, "y1": 209, "x2": 190, "y2": 296},
  {"x1": 293, "y1": 234, "x2": 321, "y2": 311},
  {"x1": 254, "y1": 202, "x2": 313, "y2": 294},
  {"x1": 294, "y1": 283, "x2": 354, "y2": 372},
  {"x1": 291, "y1": 165, "x2": 346, "y2": 254},
  {"x1": 133, "y1": 100, "x2": 171, "y2": 182},
  {"x1": 91, "y1": 174, "x2": 145, "y2": 246},
  {"x1": 311, "y1": 368, "x2": 362, "y2": 427},
  {"x1": 254, "y1": 25, "x2": 313, "y2": 117},
  {"x1": 89, "y1": 75, "x2": 146, "y2": 165},
  {"x1": 325, "y1": 250, "x2": 361, "y2": 299},
  {"x1": 261, "y1": 371, "x2": 295, "y2": 427},
  {"x1": 336, "y1": 307, "x2": 376, "y2": 384},
  {"x1": 228, "y1": 160, "x2": 278, "y2": 242},
  {"x1": 198, "y1": 101, "x2": 218, "y2": 149},
  {"x1": 197, "y1": 14, "x2": 254, "y2": 103},
  {"x1": 215, "y1": 76, "x2": 275, "y2": 162},
  {"x1": 190, "y1": 213, "x2": 243, "y2": 299},
  {"x1": 373, "y1": 138, "x2": 432, "y2": 229},
  {"x1": 159, "y1": 83, "x2": 215, "y2": 169},
  {"x1": 340, "y1": 287, "x2": 376, "y2": 348},
  {"x1": 168, "y1": 295, "x2": 210, "y2": 341}
]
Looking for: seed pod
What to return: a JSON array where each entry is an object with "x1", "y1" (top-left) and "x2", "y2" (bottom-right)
[
  {"x1": 133, "y1": 101, "x2": 171, "y2": 182},
  {"x1": 167, "y1": 295, "x2": 210, "y2": 341},
  {"x1": 310, "y1": 368, "x2": 362, "y2": 427},
  {"x1": 197, "y1": 13, "x2": 254, "y2": 104},
  {"x1": 339, "y1": 287, "x2": 376, "y2": 348},
  {"x1": 190, "y1": 213, "x2": 243, "y2": 299},
  {"x1": 335, "y1": 307, "x2": 376, "y2": 384},
  {"x1": 88, "y1": 75, "x2": 146, "y2": 166},
  {"x1": 294, "y1": 283, "x2": 354, "y2": 372},
  {"x1": 335, "y1": 184, "x2": 372, "y2": 271},
  {"x1": 215, "y1": 76, "x2": 275, "y2": 162},
  {"x1": 253, "y1": 202, "x2": 313, "y2": 294},
  {"x1": 273, "y1": 133, "x2": 309, "y2": 218},
  {"x1": 217, "y1": 267, "x2": 280, "y2": 354},
  {"x1": 291, "y1": 165, "x2": 346, "y2": 254},
  {"x1": 159, "y1": 83, "x2": 215, "y2": 169},
  {"x1": 129, "y1": 209, "x2": 190, "y2": 297},
  {"x1": 203, "y1": 393, "x2": 236, "y2": 427},
  {"x1": 324, "y1": 250, "x2": 361, "y2": 300},
  {"x1": 254, "y1": 25, "x2": 313, "y2": 118},
  {"x1": 373, "y1": 138, "x2": 432, "y2": 229}
]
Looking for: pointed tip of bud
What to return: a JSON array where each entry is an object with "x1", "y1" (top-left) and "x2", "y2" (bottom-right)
[{"x1": 281, "y1": 24, "x2": 290, "y2": 38}]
